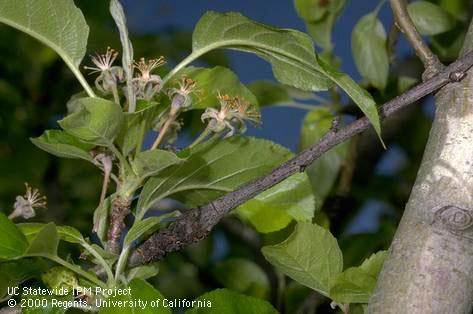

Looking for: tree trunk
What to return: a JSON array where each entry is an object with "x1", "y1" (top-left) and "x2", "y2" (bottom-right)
[{"x1": 368, "y1": 20, "x2": 473, "y2": 313}]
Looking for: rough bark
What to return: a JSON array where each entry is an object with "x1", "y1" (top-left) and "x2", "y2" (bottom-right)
[
  {"x1": 106, "y1": 196, "x2": 131, "y2": 254},
  {"x1": 368, "y1": 20, "x2": 473, "y2": 314}
]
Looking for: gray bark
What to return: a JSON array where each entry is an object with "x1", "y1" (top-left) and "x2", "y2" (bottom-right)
[{"x1": 368, "y1": 20, "x2": 473, "y2": 313}]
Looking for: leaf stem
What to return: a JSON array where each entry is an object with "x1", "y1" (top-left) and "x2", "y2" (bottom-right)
[
  {"x1": 134, "y1": 120, "x2": 147, "y2": 159},
  {"x1": 76, "y1": 70, "x2": 97, "y2": 98},
  {"x1": 374, "y1": 0, "x2": 387, "y2": 16},
  {"x1": 114, "y1": 246, "x2": 131, "y2": 282},
  {"x1": 161, "y1": 49, "x2": 209, "y2": 87},
  {"x1": 111, "y1": 84, "x2": 121, "y2": 106},
  {"x1": 80, "y1": 242, "x2": 115, "y2": 286},
  {"x1": 189, "y1": 126, "x2": 211, "y2": 149},
  {"x1": 151, "y1": 111, "x2": 176, "y2": 150},
  {"x1": 26, "y1": 253, "x2": 106, "y2": 288},
  {"x1": 272, "y1": 102, "x2": 321, "y2": 111},
  {"x1": 329, "y1": 85, "x2": 342, "y2": 111},
  {"x1": 304, "y1": 94, "x2": 331, "y2": 105},
  {"x1": 109, "y1": 144, "x2": 131, "y2": 174}
]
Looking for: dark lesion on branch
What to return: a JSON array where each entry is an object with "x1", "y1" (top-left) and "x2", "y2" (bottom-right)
[
  {"x1": 107, "y1": 196, "x2": 131, "y2": 254},
  {"x1": 129, "y1": 208, "x2": 210, "y2": 265},
  {"x1": 128, "y1": 50, "x2": 473, "y2": 268}
]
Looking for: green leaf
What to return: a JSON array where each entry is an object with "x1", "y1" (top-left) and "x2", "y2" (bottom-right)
[
  {"x1": 58, "y1": 97, "x2": 124, "y2": 146},
  {"x1": 132, "y1": 149, "x2": 184, "y2": 180},
  {"x1": 30, "y1": 130, "x2": 94, "y2": 162},
  {"x1": 137, "y1": 137, "x2": 292, "y2": 216},
  {"x1": 123, "y1": 217, "x2": 162, "y2": 248},
  {"x1": 248, "y1": 80, "x2": 318, "y2": 107},
  {"x1": 25, "y1": 223, "x2": 59, "y2": 256},
  {"x1": 262, "y1": 223, "x2": 343, "y2": 297},
  {"x1": 330, "y1": 268, "x2": 375, "y2": 304},
  {"x1": 318, "y1": 59, "x2": 383, "y2": 144},
  {"x1": 179, "y1": 66, "x2": 259, "y2": 109},
  {"x1": 188, "y1": 11, "x2": 331, "y2": 92},
  {"x1": 17, "y1": 223, "x2": 44, "y2": 243},
  {"x1": 237, "y1": 202, "x2": 292, "y2": 234},
  {"x1": 56, "y1": 226, "x2": 85, "y2": 244},
  {"x1": 248, "y1": 80, "x2": 290, "y2": 106},
  {"x1": 359, "y1": 250, "x2": 387, "y2": 276},
  {"x1": 306, "y1": 17, "x2": 333, "y2": 52},
  {"x1": 186, "y1": 289, "x2": 278, "y2": 314},
  {"x1": 0, "y1": 0, "x2": 93, "y2": 96},
  {"x1": 81, "y1": 243, "x2": 117, "y2": 267},
  {"x1": 398, "y1": 76, "x2": 418, "y2": 93},
  {"x1": 0, "y1": 212, "x2": 28, "y2": 259},
  {"x1": 329, "y1": 251, "x2": 387, "y2": 304},
  {"x1": 127, "y1": 263, "x2": 159, "y2": 282},
  {"x1": 236, "y1": 172, "x2": 316, "y2": 233},
  {"x1": 438, "y1": 0, "x2": 469, "y2": 21},
  {"x1": 314, "y1": 210, "x2": 330, "y2": 230},
  {"x1": 299, "y1": 108, "x2": 348, "y2": 201},
  {"x1": 110, "y1": 0, "x2": 135, "y2": 112},
  {"x1": 408, "y1": 1, "x2": 455, "y2": 36},
  {"x1": 294, "y1": 0, "x2": 328, "y2": 22},
  {"x1": 352, "y1": 13, "x2": 389, "y2": 90},
  {"x1": 212, "y1": 258, "x2": 270, "y2": 298},
  {"x1": 301, "y1": 0, "x2": 346, "y2": 51},
  {"x1": 41, "y1": 266, "x2": 78, "y2": 295},
  {"x1": 93, "y1": 196, "x2": 112, "y2": 244},
  {"x1": 0, "y1": 259, "x2": 47, "y2": 301},
  {"x1": 116, "y1": 100, "x2": 164, "y2": 157},
  {"x1": 99, "y1": 278, "x2": 171, "y2": 314},
  {"x1": 18, "y1": 223, "x2": 84, "y2": 244}
]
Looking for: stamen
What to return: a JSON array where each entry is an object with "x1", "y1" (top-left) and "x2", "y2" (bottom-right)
[
  {"x1": 84, "y1": 47, "x2": 119, "y2": 73},
  {"x1": 133, "y1": 56, "x2": 166, "y2": 80}
]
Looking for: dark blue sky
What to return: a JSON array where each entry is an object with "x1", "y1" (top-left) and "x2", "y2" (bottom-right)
[{"x1": 122, "y1": 0, "x2": 406, "y2": 150}]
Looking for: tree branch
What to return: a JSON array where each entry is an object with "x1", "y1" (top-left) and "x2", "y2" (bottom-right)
[
  {"x1": 389, "y1": 0, "x2": 444, "y2": 78},
  {"x1": 368, "y1": 17, "x2": 473, "y2": 313},
  {"x1": 128, "y1": 50, "x2": 473, "y2": 267}
]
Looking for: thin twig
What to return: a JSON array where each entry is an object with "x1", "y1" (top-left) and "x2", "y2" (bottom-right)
[
  {"x1": 98, "y1": 156, "x2": 113, "y2": 206},
  {"x1": 389, "y1": 0, "x2": 444, "y2": 78},
  {"x1": 128, "y1": 50, "x2": 473, "y2": 267},
  {"x1": 387, "y1": 22, "x2": 400, "y2": 65}
]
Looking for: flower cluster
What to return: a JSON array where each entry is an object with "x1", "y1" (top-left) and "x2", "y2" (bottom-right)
[
  {"x1": 201, "y1": 93, "x2": 261, "y2": 137},
  {"x1": 84, "y1": 48, "x2": 260, "y2": 147},
  {"x1": 85, "y1": 49, "x2": 168, "y2": 102},
  {"x1": 9, "y1": 183, "x2": 47, "y2": 220}
]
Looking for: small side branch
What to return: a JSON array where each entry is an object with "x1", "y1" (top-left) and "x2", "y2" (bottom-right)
[
  {"x1": 128, "y1": 51, "x2": 473, "y2": 267},
  {"x1": 389, "y1": 0, "x2": 444, "y2": 78}
]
